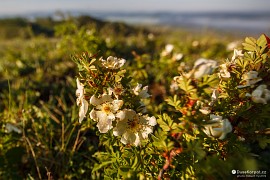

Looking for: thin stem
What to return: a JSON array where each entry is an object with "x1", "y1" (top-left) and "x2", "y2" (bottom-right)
[
  {"x1": 72, "y1": 129, "x2": 81, "y2": 153},
  {"x1": 24, "y1": 137, "x2": 42, "y2": 180}
]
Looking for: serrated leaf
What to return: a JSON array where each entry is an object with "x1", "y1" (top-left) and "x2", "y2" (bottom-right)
[
  {"x1": 242, "y1": 42, "x2": 255, "y2": 51},
  {"x1": 157, "y1": 113, "x2": 178, "y2": 131},
  {"x1": 166, "y1": 95, "x2": 181, "y2": 108},
  {"x1": 245, "y1": 37, "x2": 256, "y2": 45},
  {"x1": 200, "y1": 74, "x2": 219, "y2": 88},
  {"x1": 236, "y1": 58, "x2": 249, "y2": 70},
  {"x1": 178, "y1": 78, "x2": 196, "y2": 94},
  {"x1": 257, "y1": 34, "x2": 267, "y2": 47}
]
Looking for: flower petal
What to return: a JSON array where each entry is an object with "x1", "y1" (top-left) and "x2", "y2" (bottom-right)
[
  {"x1": 100, "y1": 94, "x2": 113, "y2": 104},
  {"x1": 90, "y1": 95, "x2": 101, "y2": 106},
  {"x1": 90, "y1": 109, "x2": 97, "y2": 121},
  {"x1": 133, "y1": 133, "x2": 141, "y2": 146},
  {"x1": 116, "y1": 110, "x2": 126, "y2": 120},
  {"x1": 113, "y1": 120, "x2": 127, "y2": 136},
  {"x1": 122, "y1": 131, "x2": 136, "y2": 145},
  {"x1": 111, "y1": 100, "x2": 123, "y2": 112},
  {"x1": 79, "y1": 99, "x2": 89, "y2": 123},
  {"x1": 147, "y1": 116, "x2": 157, "y2": 126},
  {"x1": 141, "y1": 126, "x2": 153, "y2": 139},
  {"x1": 97, "y1": 114, "x2": 112, "y2": 133}
]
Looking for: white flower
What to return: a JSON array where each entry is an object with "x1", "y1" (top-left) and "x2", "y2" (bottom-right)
[
  {"x1": 246, "y1": 85, "x2": 270, "y2": 104},
  {"x1": 173, "y1": 53, "x2": 184, "y2": 61},
  {"x1": 108, "y1": 84, "x2": 124, "y2": 99},
  {"x1": 100, "y1": 56, "x2": 126, "y2": 69},
  {"x1": 237, "y1": 71, "x2": 262, "y2": 88},
  {"x1": 76, "y1": 78, "x2": 89, "y2": 123},
  {"x1": 203, "y1": 114, "x2": 232, "y2": 140},
  {"x1": 133, "y1": 83, "x2": 150, "y2": 99},
  {"x1": 218, "y1": 63, "x2": 231, "y2": 79},
  {"x1": 90, "y1": 94, "x2": 123, "y2": 133},
  {"x1": 113, "y1": 109, "x2": 156, "y2": 146},
  {"x1": 161, "y1": 44, "x2": 174, "y2": 56},
  {"x1": 193, "y1": 58, "x2": 217, "y2": 79},
  {"x1": 231, "y1": 49, "x2": 244, "y2": 62}
]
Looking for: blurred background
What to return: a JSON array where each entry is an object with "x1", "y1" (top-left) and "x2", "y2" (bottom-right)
[{"x1": 1, "y1": 0, "x2": 270, "y2": 36}]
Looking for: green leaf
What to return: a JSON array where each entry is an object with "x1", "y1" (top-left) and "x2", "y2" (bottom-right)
[
  {"x1": 166, "y1": 95, "x2": 181, "y2": 109},
  {"x1": 257, "y1": 34, "x2": 267, "y2": 47},
  {"x1": 242, "y1": 37, "x2": 256, "y2": 51},
  {"x1": 242, "y1": 43, "x2": 255, "y2": 51},
  {"x1": 236, "y1": 57, "x2": 250, "y2": 70},
  {"x1": 157, "y1": 113, "x2": 178, "y2": 131},
  {"x1": 245, "y1": 37, "x2": 256, "y2": 45},
  {"x1": 92, "y1": 161, "x2": 113, "y2": 172},
  {"x1": 119, "y1": 166, "x2": 130, "y2": 173},
  {"x1": 178, "y1": 78, "x2": 196, "y2": 94},
  {"x1": 199, "y1": 73, "x2": 219, "y2": 88}
]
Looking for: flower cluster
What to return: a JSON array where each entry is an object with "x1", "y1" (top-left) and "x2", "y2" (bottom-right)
[
  {"x1": 74, "y1": 54, "x2": 156, "y2": 146},
  {"x1": 168, "y1": 34, "x2": 270, "y2": 141}
]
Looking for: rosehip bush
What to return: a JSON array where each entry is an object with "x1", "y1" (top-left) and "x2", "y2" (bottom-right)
[{"x1": 75, "y1": 34, "x2": 270, "y2": 179}]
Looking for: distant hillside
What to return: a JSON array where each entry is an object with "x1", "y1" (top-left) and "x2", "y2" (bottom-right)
[{"x1": 0, "y1": 15, "x2": 150, "y2": 39}]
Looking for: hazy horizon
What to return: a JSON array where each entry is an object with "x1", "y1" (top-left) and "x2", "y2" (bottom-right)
[{"x1": 1, "y1": 0, "x2": 270, "y2": 16}]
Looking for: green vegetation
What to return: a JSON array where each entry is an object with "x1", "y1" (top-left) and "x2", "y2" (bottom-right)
[{"x1": 1, "y1": 15, "x2": 269, "y2": 179}]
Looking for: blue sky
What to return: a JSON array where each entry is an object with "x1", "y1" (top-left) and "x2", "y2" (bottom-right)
[{"x1": 0, "y1": 0, "x2": 270, "y2": 15}]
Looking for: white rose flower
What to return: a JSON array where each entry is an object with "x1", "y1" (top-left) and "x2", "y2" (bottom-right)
[
  {"x1": 193, "y1": 58, "x2": 217, "y2": 79},
  {"x1": 161, "y1": 44, "x2": 174, "y2": 56},
  {"x1": 173, "y1": 53, "x2": 184, "y2": 61},
  {"x1": 113, "y1": 109, "x2": 156, "y2": 146},
  {"x1": 90, "y1": 94, "x2": 123, "y2": 133},
  {"x1": 133, "y1": 83, "x2": 150, "y2": 99},
  {"x1": 203, "y1": 114, "x2": 232, "y2": 140},
  {"x1": 76, "y1": 78, "x2": 89, "y2": 123},
  {"x1": 218, "y1": 63, "x2": 231, "y2": 79},
  {"x1": 237, "y1": 71, "x2": 262, "y2": 88},
  {"x1": 100, "y1": 56, "x2": 126, "y2": 69},
  {"x1": 231, "y1": 49, "x2": 244, "y2": 62},
  {"x1": 246, "y1": 85, "x2": 270, "y2": 104}
]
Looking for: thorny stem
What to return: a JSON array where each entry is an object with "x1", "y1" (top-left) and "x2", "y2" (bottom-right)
[
  {"x1": 158, "y1": 132, "x2": 183, "y2": 180},
  {"x1": 158, "y1": 147, "x2": 183, "y2": 180}
]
